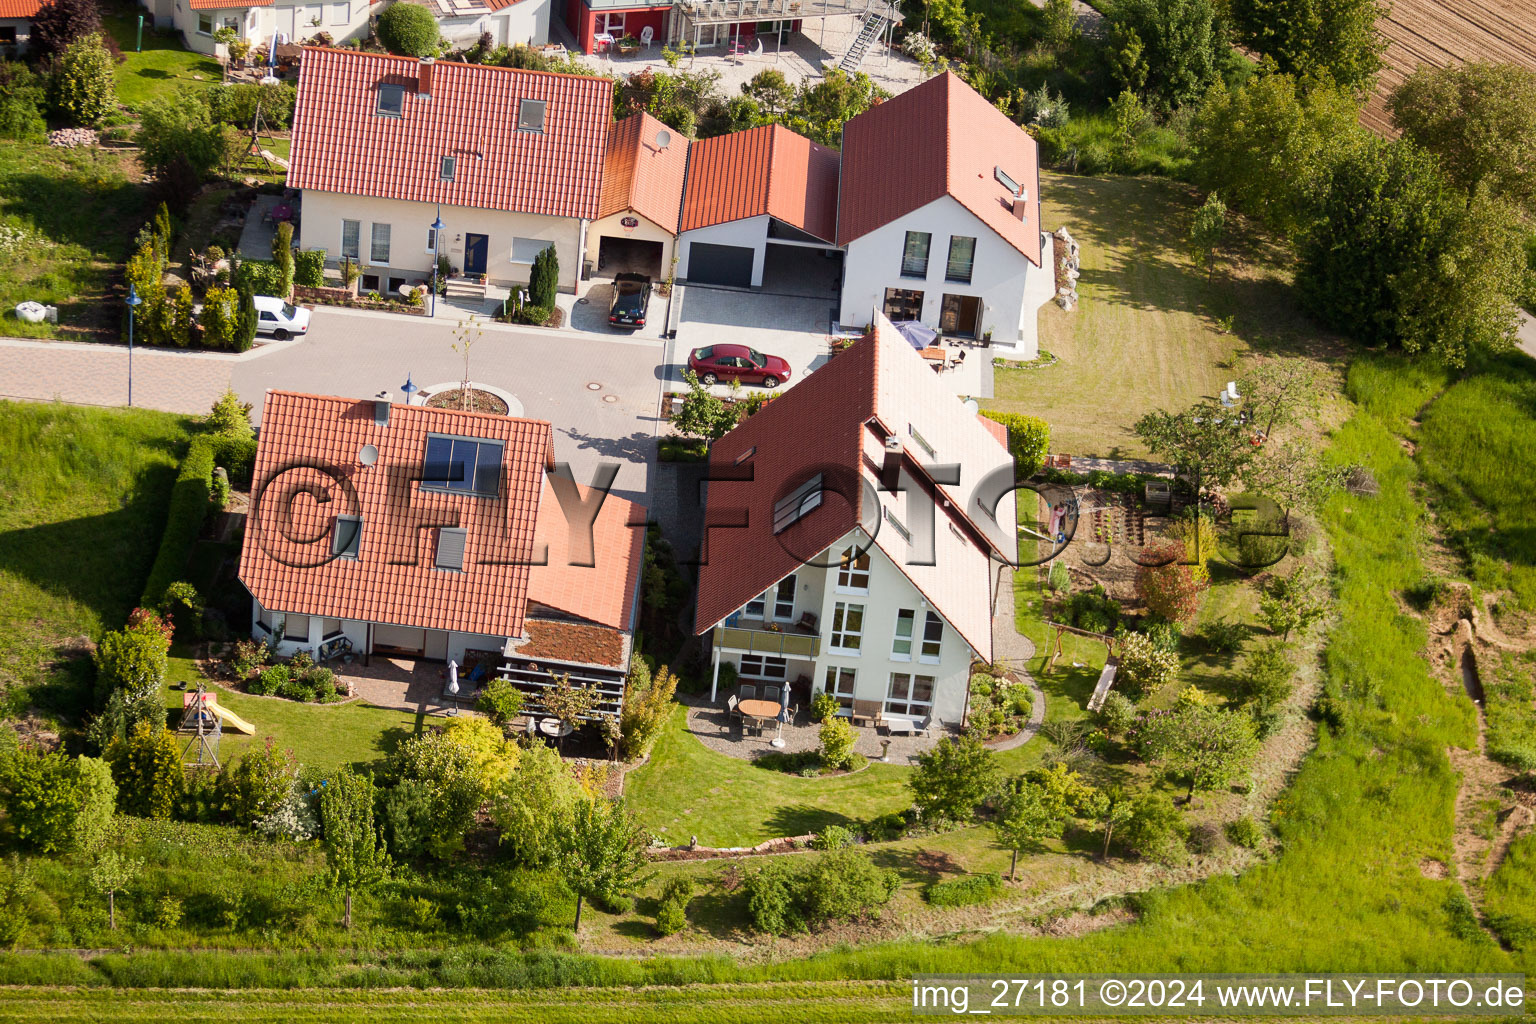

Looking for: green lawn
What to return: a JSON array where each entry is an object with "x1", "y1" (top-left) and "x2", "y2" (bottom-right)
[
  {"x1": 989, "y1": 172, "x2": 1340, "y2": 458},
  {"x1": 626, "y1": 706, "x2": 912, "y2": 847},
  {"x1": 0, "y1": 142, "x2": 154, "y2": 340},
  {"x1": 0, "y1": 402, "x2": 191, "y2": 719},
  {"x1": 106, "y1": 12, "x2": 223, "y2": 109}
]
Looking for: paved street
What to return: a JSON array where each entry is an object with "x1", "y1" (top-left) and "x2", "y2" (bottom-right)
[{"x1": 0, "y1": 306, "x2": 667, "y2": 505}]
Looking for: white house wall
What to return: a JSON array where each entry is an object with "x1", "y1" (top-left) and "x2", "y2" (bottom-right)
[
  {"x1": 299, "y1": 189, "x2": 583, "y2": 292},
  {"x1": 676, "y1": 214, "x2": 770, "y2": 287},
  {"x1": 254, "y1": 0, "x2": 374, "y2": 45},
  {"x1": 250, "y1": 597, "x2": 508, "y2": 667},
  {"x1": 438, "y1": 0, "x2": 551, "y2": 48},
  {"x1": 585, "y1": 210, "x2": 676, "y2": 278},
  {"x1": 840, "y1": 195, "x2": 1046, "y2": 359},
  {"x1": 0, "y1": 17, "x2": 33, "y2": 53}
]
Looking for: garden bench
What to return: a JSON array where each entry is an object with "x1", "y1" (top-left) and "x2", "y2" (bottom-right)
[
  {"x1": 882, "y1": 712, "x2": 931, "y2": 736},
  {"x1": 850, "y1": 699, "x2": 884, "y2": 728}
]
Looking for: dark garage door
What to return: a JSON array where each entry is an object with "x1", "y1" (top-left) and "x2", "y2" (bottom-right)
[{"x1": 687, "y1": 242, "x2": 754, "y2": 288}]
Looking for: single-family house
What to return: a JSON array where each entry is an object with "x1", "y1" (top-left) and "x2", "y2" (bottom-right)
[
  {"x1": 287, "y1": 47, "x2": 611, "y2": 298},
  {"x1": 0, "y1": 0, "x2": 37, "y2": 54},
  {"x1": 693, "y1": 313, "x2": 1016, "y2": 728},
  {"x1": 238, "y1": 390, "x2": 647, "y2": 716},
  {"x1": 836, "y1": 71, "x2": 1056, "y2": 358},
  {"x1": 675, "y1": 123, "x2": 841, "y2": 289},
  {"x1": 584, "y1": 110, "x2": 688, "y2": 282}
]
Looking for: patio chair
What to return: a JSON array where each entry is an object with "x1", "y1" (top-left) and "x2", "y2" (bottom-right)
[
  {"x1": 795, "y1": 611, "x2": 818, "y2": 634},
  {"x1": 739, "y1": 683, "x2": 757, "y2": 702},
  {"x1": 762, "y1": 685, "x2": 782, "y2": 703},
  {"x1": 639, "y1": 25, "x2": 654, "y2": 49},
  {"x1": 724, "y1": 693, "x2": 741, "y2": 733},
  {"x1": 850, "y1": 699, "x2": 885, "y2": 728}
]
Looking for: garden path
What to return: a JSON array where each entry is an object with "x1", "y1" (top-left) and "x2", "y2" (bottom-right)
[{"x1": 987, "y1": 570, "x2": 1045, "y2": 752}]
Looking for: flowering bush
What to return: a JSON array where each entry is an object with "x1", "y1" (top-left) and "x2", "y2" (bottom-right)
[
  {"x1": 1136, "y1": 539, "x2": 1208, "y2": 623},
  {"x1": 966, "y1": 672, "x2": 1034, "y2": 739},
  {"x1": 254, "y1": 781, "x2": 321, "y2": 841}
]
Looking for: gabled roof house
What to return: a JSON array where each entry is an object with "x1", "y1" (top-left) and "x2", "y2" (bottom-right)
[
  {"x1": 585, "y1": 110, "x2": 690, "y2": 284},
  {"x1": 239, "y1": 391, "x2": 646, "y2": 716},
  {"x1": 693, "y1": 313, "x2": 1015, "y2": 728}
]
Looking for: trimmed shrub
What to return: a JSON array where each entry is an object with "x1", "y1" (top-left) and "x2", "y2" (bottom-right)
[
  {"x1": 810, "y1": 825, "x2": 852, "y2": 850},
  {"x1": 817, "y1": 716, "x2": 857, "y2": 770},
  {"x1": 981, "y1": 411, "x2": 1050, "y2": 477},
  {"x1": 234, "y1": 258, "x2": 288, "y2": 297},
  {"x1": 653, "y1": 877, "x2": 694, "y2": 936},
  {"x1": 48, "y1": 33, "x2": 114, "y2": 126},
  {"x1": 206, "y1": 81, "x2": 297, "y2": 130},
  {"x1": 294, "y1": 250, "x2": 326, "y2": 288},
  {"x1": 1063, "y1": 583, "x2": 1120, "y2": 634},
  {"x1": 377, "y1": 2, "x2": 440, "y2": 56},
  {"x1": 93, "y1": 624, "x2": 170, "y2": 703},
  {"x1": 528, "y1": 244, "x2": 559, "y2": 308},
  {"x1": 923, "y1": 872, "x2": 1004, "y2": 907},
  {"x1": 141, "y1": 436, "x2": 215, "y2": 607}
]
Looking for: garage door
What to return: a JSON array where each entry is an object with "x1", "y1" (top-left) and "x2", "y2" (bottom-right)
[{"x1": 688, "y1": 242, "x2": 754, "y2": 288}]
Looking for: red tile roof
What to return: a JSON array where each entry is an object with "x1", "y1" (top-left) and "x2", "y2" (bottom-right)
[
  {"x1": 0, "y1": 0, "x2": 41, "y2": 12},
  {"x1": 599, "y1": 111, "x2": 689, "y2": 231},
  {"x1": 526, "y1": 480, "x2": 646, "y2": 631},
  {"x1": 288, "y1": 48, "x2": 612, "y2": 220},
  {"x1": 186, "y1": 0, "x2": 272, "y2": 8},
  {"x1": 239, "y1": 391, "x2": 557, "y2": 639},
  {"x1": 693, "y1": 316, "x2": 1015, "y2": 661},
  {"x1": 979, "y1": 414, "x2": 1008, "y2": 448},
  {"x1": 678, "y1": 124, "x2": 840, "y2": 242},
  {"x1": 518, "y1": 618, "x2": 626, "y2": 668},
  {"x1": 837, "y1": 71, "x2": 1042, "y2": 266}
]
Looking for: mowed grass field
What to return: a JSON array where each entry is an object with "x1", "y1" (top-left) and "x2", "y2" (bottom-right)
[
  {"x1": 106, "y1": 12, "x2": 224, "y2": 109},
  {"x1": 989, "y1": 172, "x2": 1340, "y2": 457}
]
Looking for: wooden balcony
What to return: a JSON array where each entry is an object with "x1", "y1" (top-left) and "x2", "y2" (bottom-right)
[{"x1": 712, "y1": 622, "x2": 821, "y2": 658}]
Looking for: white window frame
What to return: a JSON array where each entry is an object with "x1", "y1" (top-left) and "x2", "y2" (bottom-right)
[
  {"x1": 743, "y1": 593, "x2": 766, "y2": 620},
  {"x1": 370, "y1": 222, "x2": 391, "y2": 265},
  {"x1": 919, "y1": 611, "x2": 943, "y2": 664},
  {"x1": 891, "y1": 608, "x2": 915, "y2": 661},
  {"x1": 511, "y1": 236, "x2": 550, "y2": 265},
  {"x1": 197, "y1": 10, "x2": 214, "y2": 34},
  {"x1": 739, "y1": 654, "x2": 788, "y2": 681},
  {"x1": 600, "y1": 10, "x2": 625, "y2": 35},
  {"x1": 885, "y1": 672, "x2": 935, "y2": 717},
  {"x1": 340, "y1": 219, "x2": 360, "y2": 260},
  {"x1": 836, "y1": 546, "x2": 869, "y2": 593},
  {"x1": 829, "y1": 601, "x2": 864, "y2": 654},
  {"x1": 425, "y1": 227, "x2": 438, "y2": 253},
  {"x1": 328, "y1": 1, "x2": 348, "y2": 25},
  {"x1": 770, "y1": 574, "x2": 796, "y2": 621},
  {"x1": 331, "y1": 514, "x2": 361, "y2": 559},
  {"x1": 439, "y1": 154, "x2": 456, "y2": 181},
  {"x1": 517, "y1": 97, "x2": 546, "y2": 133},
  {"x1": 823, "y1": 665, "x2": 856, "y2": 709}
]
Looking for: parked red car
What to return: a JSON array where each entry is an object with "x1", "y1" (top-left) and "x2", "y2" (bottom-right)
[{"x1": 687, "y1": 344, "x2": 793, "y2": 388}]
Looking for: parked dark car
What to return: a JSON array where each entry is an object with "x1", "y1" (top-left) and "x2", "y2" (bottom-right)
[
  {"x1": 687, "y1": 343, "x2": 793, "y2": 388},
  {"x1": 608, "y1": 273, "x2": 651, "y2": 328}
]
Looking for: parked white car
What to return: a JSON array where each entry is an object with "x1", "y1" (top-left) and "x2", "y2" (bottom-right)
[{"x1": 254, "y1": 296, "x2": 311, "y2": 340}]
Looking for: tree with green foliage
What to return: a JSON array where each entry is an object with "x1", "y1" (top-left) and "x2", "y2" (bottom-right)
[
  {"x1": 1108, "y1": 23, "x2": 1149, "y2": 96},
  {"x1": 672, "y1": 370, "x2": 738, "y2": 443},
  {"x1": 271, "y1": 220, "x2": 295, "y2": 295},
  {"x1": 48, "y1": 32, "x2": 114, "y2": 127},
  {"x1": 474, "y1": 677, "x2": 524, "y2": 730},
  {"x1": 909, "y1": 736, "x2": 1000, "y2": 823},
  {"x1": 93, "y1": 622, "x2": 170, "y2": 703},
  {"x1": 1259, "y1": 564, "x2": 1329, "y2": 640},
  {"x1": 1119, "y1": 791, "x2": 1188, "y2": 862},
  {"x1": 107, "y1": 724, "x2": 183, "y2": 819},
  {"x1": 1237, "y1": 357, "x2": 1325, "y2": 439},
  {"x1": 1138, "y1": 704, "x2": 1259, "y2": 800},
  {"x1": 527, "y1": 242, "x2": 558, "y2": 308},
  {"x1": 1187, "y1": 191, "x2": 1227, "y2": 282},
  {"x1": 619, "y1": 660, "x2": 677, "y2": 760},
  {"x1": 1192, "y1": 73, "x2": 1365, "y2": 236},
  {"x1": 1116, "y1": 629, "x2": 1181, "y2": 697},
  {"x1": 1109, "y1": 0, "x2": 1227, "y2": 111},
  {"x1": 206, "y1": 387, "x2": 254, "y2": 441},
  {"x1": 138, "y1": 91, "x2": 234, "y2": 180},
  {"x1": 386, "y1": 730, "x2": 486, "y2": 858},
  {"x1": 89, "y1": 850, "x2": 141, "y2": 930},
  {"x1": 1040, "y1": 0, "x2": 1079, "y2": 52},
  {"x1": 86, "y1": 680, "x2": 165, "y2": 751},
  {"x1": 376, "y1": 1, "x2": 440, "y2": 56},
  {"x1": 993, "y1": 781, "x2": 1066, "y2": 880},
  {"x1": 1389, "y1": 61, "x2": 1536, "y2": 215},
  {"x1": 1133, "y1": 399, "x2": 1254, "y2": 490},
  {"x1": 30, "y1": 0, "x2": 102, "y2": 62},
  {"x1": 1239, "y1": 638, "x2": 1295, "y2": 712},
  {"x1": 654, "y1": 876, "x2": 694, "y2": 936},
  {"x1": 0, "y1": 63, "x2": 47, "y2": 142},
  {"x1": 0, "y1": 748, "x2": 116, "y2": 853},
  {"x1": 784, "y1": 69, "x2": 887, "y2": 147},
  {"x1": 219, "y1": 739, "x2": 296, "y2": 825},
  {"x1": 742, "y1": 68, "x2": 794, "y2": 119},
  {"x1": 980, "y1": 411, "x2": 1050, "y2": 477},
  {"x1": 490, "y1": 741, "x2": 581, "y2": 868},
  {"x1": 1298, "y1": 137, "x2": 1525, "y2": 367},
  {"x1": 1080, "y1": 788, "x2": 1137, "y2": 859},
  {"x1": 1244, "y1": 436, "x2": 1348, "y2": 529},
  {"x1": 319, "y1": 767, "x2": 389, "y2": 929},
  {"x1": 559, "y1": 797, "x2": 651, "y2": 931},
  {"x1": 817, "y1": 715, "x2": 857, "y2": 770},
  {"x1": 1229, "y1": 0, "x2": 1386, "y2": 93}
]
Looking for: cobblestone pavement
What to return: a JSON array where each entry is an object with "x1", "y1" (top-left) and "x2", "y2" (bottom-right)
[{"x1": 0, "y1": 337, "x2": 237, "y2": 414}]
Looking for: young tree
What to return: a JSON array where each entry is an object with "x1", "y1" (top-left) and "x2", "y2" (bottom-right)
[
  {"x1": 319, "y1": 767, "x2": 389, "y2": 929},
  {"x1": 741, "y1": 68, "x2": 795, "y2": 119},
  {"x1": 1040, "y1": 0, "x2": 1079, "y2": 53},
  {"x1": 1259, "y1": 565, "x2": 1330, "y2": 640},
  {"x1": 386, "y1": 731, "x2": 484, "y2": 858},
  {"x1": 1237, "y1": 357, "x2": 1325, "y2": 441},
  {"x1": 993, "y1": 781, "x2": 1066, "y2": 880},
  {"x1": 491, "y1": 741, "x2": 581, "y2": 868},
  {"x1": 1109, "y1": 89, "x2": 1149, "y2": 163},
  {"x1": 784, "y1": 69, "x2": 888, "y2": 147},
  {"x1": 48, "y1": 32, "x2": 114, "y2": 126},
  {"x1": 206, "y1": 387, "x2": 255, "y2": 441},
  {"x1": 1116, "y1": 629, "x2": 1181, "y2": 698},
  {"x1": 1109, "y1": 0, "x2": 1227, "y2": 111},
  {"x1": 1239, "y1": 639, "x2": 1295, "y2": 711},
  {"x1": 909, "y1": 736, "x2": 1000, "y2": 823},
  {"x1": 474, "y1": 677, "x2": 525, "y2": 730},
  {"x1": 527, "y1": 245, "x2": 559, "y2": 308},
  {"x1": 107, "y1": 724, "x2": 183, "y2": 819},
  {"x1": 1389, "y1": 62, "x2": 1536, "y2": 214},
  {"x1": 540, "y1": 672, "x2": 598, "y2": 732},
  {"x1": 89, "y1": 850, "x2": 141, "y2": 930},
  {"x1": 559, "y1": 797, "x2": 652, "y2": 932},
  {"x1": 138, "y1": 92, "x2": 232, "y2": 180},
  {"x1": 1244, "y1": 437, "x2": 1348, "y2": 529},
  {"x1": 1187, "y1": 192, "x2": 1227, "y2": 283},
  {"x1": 0, "y1": 60, "x2": 47, "y2": 143},
  {"x1": 451, "y1": 314, "x2": 482, "y2": 408},
  {"x1": 1228, "y1": 0, "x2": 1387, "y2": 93},
  {"x1": 1136, "y1": 539, "x2": 1208, "y2": 624},
  {"x1": 1138, "y1": 704, "x2": 1259, "y2": 800},
  {"x1": 1079, "y1": 788, "x2": 1136, "y2": 859},
  {"x1": 619, "y1": 661, "x2": 677, "y2": 760},
  {"x1": 30, "y1": 0, "x2": 102, "y2": 62},
  {"x1": 1119, "y1": 791, "x2": 1189, "y2": 862},
  {"x1": 817, "y1": 716, "x2": 857, "y2": 770},
  {"x1": 1108, "y1": 24, "x2": 1149, "y2": 96},
  {"x1": 376, "y1": 1, "x2": 439, "y2": 56},
  {"x1": 1133, "y1": 400, "x2": 1255, "y2": 491},
  {"x1": 672, "y1": 370, "x2": 738, "y2": 443}
]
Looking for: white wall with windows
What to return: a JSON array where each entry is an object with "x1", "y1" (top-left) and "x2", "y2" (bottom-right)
[
  {"x1": 250, "y1": 597, "x2": 509, "y2": 666},
  {"x1": 299, "y1": 189, "x2": 583, "y2": 292},
  {"x1": 838, "y1": 194, "x2": 1051, "y2": 359}
]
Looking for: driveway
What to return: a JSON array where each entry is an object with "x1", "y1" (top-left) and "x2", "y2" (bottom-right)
[
  {"x1": 565, "y1": 275, "x2": 668, "y2": 341},
  {"x1": 664, "y1": 284, "x2": 837, "y2": 397}
]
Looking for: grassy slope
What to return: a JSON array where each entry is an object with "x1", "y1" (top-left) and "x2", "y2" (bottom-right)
[
  {"x1": 625, "y1": 706, "x2": 911, "y2": 847},
  {"x1": 0, "y1": 144, "x2": 152, "y2": 340},
  {"x1": 106, "y1": 13, "x2": 224, "y2": 109},
  {"x1": 0, "y1": 402, "x2": 191, "y2": 716},
  {"x1": 988, "y1": 172, "x2": 1333, "y2": 458}
]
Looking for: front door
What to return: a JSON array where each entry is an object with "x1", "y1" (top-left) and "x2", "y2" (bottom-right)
[{"x1": 463, "y1": 233, "x2": 488, "y2": 276}]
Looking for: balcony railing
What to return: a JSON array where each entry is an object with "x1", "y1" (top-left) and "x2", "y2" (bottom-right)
[
  {"x1": 676, "y1": 0, "x2": 897, "y2": 26},
  {"x1": 713, "y1": 624, "x2": 821, "y2": 658}
]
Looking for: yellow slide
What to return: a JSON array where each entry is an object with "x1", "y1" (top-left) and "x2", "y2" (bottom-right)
[{"x1": 206, "y1": 700, "x2": 255, "y2": 735}]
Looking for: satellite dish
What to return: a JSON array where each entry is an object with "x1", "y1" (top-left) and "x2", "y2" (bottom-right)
[
  {"x1": 655, "y1": 129, "x2": 672, "y2": 150},
  {"x1": 358, "y1": 444, "x2": 378, "y2": 466},
  {"x1": 963, "y1": 399, "x2": 980, "y2": 415}
]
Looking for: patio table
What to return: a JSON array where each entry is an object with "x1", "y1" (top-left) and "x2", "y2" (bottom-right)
[
  {"x1": 919, "y1": 346, "x2": 946, "y2": 363},
  {"x1": 738, "y1": 698, "x2": 785, "y2": 746},
  {"x1": 537, "y1": 717, "x2": 574, "y2": 739},
  {"x1": 272, "y1": 204, "x2": 294, "y2": 222}
]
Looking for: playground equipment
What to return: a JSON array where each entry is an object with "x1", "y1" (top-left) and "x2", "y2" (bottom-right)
[{"x1": 179, "y1": 686, "x2": 256, "y2": 767}]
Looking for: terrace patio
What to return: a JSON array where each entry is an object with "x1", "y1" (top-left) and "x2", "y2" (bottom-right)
[{"x1": 680, "y1": 693, "x2": 960, "y2": 765}]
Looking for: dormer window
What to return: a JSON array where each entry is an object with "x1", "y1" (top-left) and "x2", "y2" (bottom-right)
[
  {"x1": 439, "y1": 154, "x2": 456, "y2": 181},
  {"x1": 517, "y1": 98, "x2": 546, "y2": 133},
  {"x1": 376, "y1": 84, "x2": 404, "y2": 118},
  {"x1": 772, "y1": 473, "x2": 823, "y2": 534}
]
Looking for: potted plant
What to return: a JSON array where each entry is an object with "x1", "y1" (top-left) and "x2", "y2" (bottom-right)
[{"x1": 617, "y1": 34, "x2": 640, "y2": 55}]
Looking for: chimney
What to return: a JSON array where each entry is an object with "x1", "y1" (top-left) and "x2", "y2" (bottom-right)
[
  {"x1": 880, "y1": 435, "x2": 903, "y2": 491},
  {"x1": 417, "y1": 57, "x2": 435, "y2": 99},
  {"x1": 1012, "y1": 191, "x2": 1029, "y2": 222}
]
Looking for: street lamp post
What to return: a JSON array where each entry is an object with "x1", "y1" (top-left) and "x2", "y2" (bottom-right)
[
  {"x1": 430, "y1": 207, "x2": 445, "y2": 318},
  {"x1": 125, "y1": 284, "x2": 142, "y2": 408}
]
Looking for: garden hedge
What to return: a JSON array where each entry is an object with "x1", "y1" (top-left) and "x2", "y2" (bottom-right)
[
  {"x1": 209, "y1": 433, "x2": 257, "y2": 489},
  {"x1": 981, "y1": 410, "x2": 1050, "y2": 477},
  {"x1": 140, "y1": 435, "x2": 214, "y2": 608},
  {"x1": 293, "y1": 250, "x2": 325, "y2": 289},
  {"x1": 234, "y1": 258, "x2": 288, "y2": 298}
]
